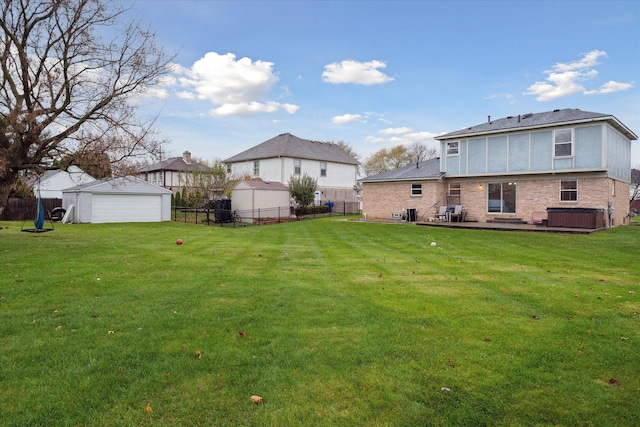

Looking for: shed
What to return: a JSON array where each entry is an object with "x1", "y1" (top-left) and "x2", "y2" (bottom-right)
[
  {"x1": 231, "y1": 179, "x2": 290, "y2": 221},
  {"x1": 62, "y1": 177, "x2": 172, "y2": 223}
]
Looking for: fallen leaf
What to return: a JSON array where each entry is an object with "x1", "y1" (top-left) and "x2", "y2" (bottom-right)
[
  {"x1": 145, "y1": 403, "x2": 153, "y2": 413},
  {"x1": 251, "y1": 395, "x2": 263, "y2": 404},
  {"x1": 195, "y1": 350, "x2": 203, "y2": 358},
  {"x1": 619, "y1": 336, "x2": 629, "y2": 341},
  {"x1": 55, "y1": 325, "x2": 63, "y2": 330},
  {"x1": 440, "y1": 387, "x2": 451, "y2": 392},
  {"x1": 239, "y1": 331, "x2": 246, "y2": 336},
  {"x1": 108, "y1": 330, "x2": 115, "y2": 335},
  {"x1": 608, "y1": 378, "x2": 619, "y2": 387}
]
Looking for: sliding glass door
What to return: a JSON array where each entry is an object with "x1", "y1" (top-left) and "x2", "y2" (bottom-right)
[{"x1": 487, "y1": 182, "x2": 516, "y2": 214}]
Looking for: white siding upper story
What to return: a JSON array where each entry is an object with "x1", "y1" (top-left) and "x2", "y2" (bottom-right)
[
  {"x1": 440, "y1": 123, "x2": 632, "y2": 182},
  {"x1": 230, "y1": 156, "x2": 357, "y2": 189}
]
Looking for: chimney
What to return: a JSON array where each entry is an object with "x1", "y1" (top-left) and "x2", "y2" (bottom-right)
[
  {"x1": 488, "y1": 115, "x2": 491, "y2": 123},
  {"x1": 183, "y1": 151, "x2": 191, "y2": 164}
]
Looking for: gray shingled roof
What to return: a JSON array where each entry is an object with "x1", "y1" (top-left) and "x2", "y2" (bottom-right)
[
  {"x1": 223, "y1": 133, "x2": 359, "y2": 165},
  {"x1": 359, "y1": 157, "x2": 441, "y2": 182},
  {"x1": 436, "y1": 108, "x2": 637, "y2": 140},
  {"x1": 137, "y1": 157, "x2": 211, "y2": 173}
]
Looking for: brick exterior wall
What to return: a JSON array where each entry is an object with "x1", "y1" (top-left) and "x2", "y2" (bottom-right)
[
  {"x1": 362, "y1": 176, "x2": 630, "y2": 227},
  {"x1": 362, "y1": 181, "x2": 443, "y2": 221}
]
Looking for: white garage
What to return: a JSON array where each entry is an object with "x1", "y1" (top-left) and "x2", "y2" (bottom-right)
[{"x1": 62, "y1": 177, "x2": 172, "y2": 223}]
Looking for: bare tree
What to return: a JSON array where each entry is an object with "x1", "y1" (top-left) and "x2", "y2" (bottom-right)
[
  {"x1": 406, "y1": 141, "x2": 438, "y2": 163},
  {"x1": 0, "y1": 0, "x2": 172, "y2": 215}
]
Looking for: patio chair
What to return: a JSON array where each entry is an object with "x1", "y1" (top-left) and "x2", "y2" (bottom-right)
[
  {"x1": 435, "y1": 205, "x2": 448, "y2": 221},
  {"x1": 450, "y1": 205, "x2": 463, "y2": 222}
]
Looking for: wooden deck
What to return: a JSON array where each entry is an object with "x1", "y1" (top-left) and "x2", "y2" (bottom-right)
[{"x1": 416, "y1": 220, "x2": 604, "y2": 234}]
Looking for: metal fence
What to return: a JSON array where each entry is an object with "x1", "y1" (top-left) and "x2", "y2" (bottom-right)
[
  {"x1": 171, "y1": 201, "x2": 359, "y2": 227},
  {"x1": 0, "y1": 197, "x2": 62, "y2": 221}
]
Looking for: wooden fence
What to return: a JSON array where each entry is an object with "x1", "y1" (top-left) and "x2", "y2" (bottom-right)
[{"x1": 0, "y1": 198, "x2": 62, "y2": 221}]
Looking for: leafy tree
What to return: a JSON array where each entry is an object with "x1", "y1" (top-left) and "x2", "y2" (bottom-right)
[
  {"x1": 0, "y1": 0, "x2": 172, "y2": 216},
  {"x1": 288, "y1": 173, "x2": 317, "y2": 208},
  {"x1": 363, "y1": 142, "x2": 437, "y2": 176},
  {"x1": 363, "y1": 145, "x2": 412, "y2": 176}
]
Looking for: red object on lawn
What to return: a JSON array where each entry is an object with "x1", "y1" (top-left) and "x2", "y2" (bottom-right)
[{"x1": 176, "y1": 239, "x2": 183, "y2": 245}]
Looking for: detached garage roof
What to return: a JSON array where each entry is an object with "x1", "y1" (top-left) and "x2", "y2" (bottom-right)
[{"x1": 63, "y1": 176, "x2": 172, "y2": 194}]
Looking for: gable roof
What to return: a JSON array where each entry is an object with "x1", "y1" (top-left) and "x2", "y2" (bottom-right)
[
  {"x1": 223, "y1": 133, "x2": 359, "y2": 165},
  {"x1": 63, "y1": 176, "x2": 172, "y2": 194},
  {"x1": 359, "y1": 157, "x2": 441, "y2": 183},
  {"x1": 234, "y1": 178, "x2": 289, "y2": 191},
  {"x1": 436, "y1": 109, "x2": 637, "y2": 141},
  {"x1": 137, "y1": 156, "x2": 211, "y2": 173}
]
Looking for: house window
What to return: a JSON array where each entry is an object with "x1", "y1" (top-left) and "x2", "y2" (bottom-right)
[
  {"x1": 448, "y1": 183, "x2": 461, "y2": 196},
  {"x1": 411, "y1": 183, "x2": 422, "y2": 196},
  {"x1": 253, "y1": 160, "x2": 260, "y2": 176},
  {"x1": 320, "y1": 162, "x2": 327, "y2": 177},
  {"x1": 447, "y1": 141, "x2": 459, "y2": 155},
  {"x1": 554, "y1": 129, "x2": 573, "y2": 157},
  {"x1": 294, "y1": 159, "x2": 301, "y2": 175},
  {"x1": 226, "y1": 164, "x2": 231, "y2": 174},
  {"x1": 560, "y1": 179, "x2": 577, "y2": 201},
  {"x1": 487, "y1": 182, "x2": 516, "y2": 214}
]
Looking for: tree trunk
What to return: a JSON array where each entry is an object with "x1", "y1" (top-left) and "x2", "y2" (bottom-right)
[{"x1": 0, "y1": 168, "x2": 18, "y2": 218}]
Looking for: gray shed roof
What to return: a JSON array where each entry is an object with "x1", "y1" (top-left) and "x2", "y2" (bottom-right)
[
  {"x1": 359, "y1": 157, "x2": 441, "y2": 183},
  {"x1": 223, "y1": 133, "x2": 359, "y2": 165},
  {"x1": 436, "y1": 108, "x2": 637, "y2": 141}
]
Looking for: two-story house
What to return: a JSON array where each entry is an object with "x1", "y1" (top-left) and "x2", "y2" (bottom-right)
[
  {"x1": 223, "y1": 133, "x2": 359, "y2": 203},
  {"x1": 361, "y1": 109, "x2": 637, "y2": 227},
  {"x1": 136, "y1": 151, "x2": 212, "y2": 194}
]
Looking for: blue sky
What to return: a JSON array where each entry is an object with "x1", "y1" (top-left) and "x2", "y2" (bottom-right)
[{"x1": 124, "y1": 0, "x2": 640, "y2": 167}]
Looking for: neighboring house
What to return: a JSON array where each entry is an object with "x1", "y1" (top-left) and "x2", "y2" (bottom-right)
[
  {"x1": 31, "y1": 166, "x2": 96, "y2": 199},
  {"x1": 231, "y1": 178, "x2": 291, "y2": 222},
  {"x1": 361, "y1": 109, "x2": 637, "y2": 227},
  {"x1": 136, "y1": 151, "x2": 212, "y2": 194},
  {"x1": 631, "y1": 169, "x2": 640, "y2": 214},
  {"x1": 62, "y1": 177, "x2": 172, "y2": 223},
  {"x1": 223, "y1": 133, "x2": 359, "y2": 204}
]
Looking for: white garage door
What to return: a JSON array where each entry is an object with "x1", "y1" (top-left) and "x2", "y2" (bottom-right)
[{"x1": 92, "y1": 194, "x2": 162, "y2": 223}]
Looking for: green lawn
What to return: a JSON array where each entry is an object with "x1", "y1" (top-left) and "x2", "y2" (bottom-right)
[{"x1": 1, "y1": 218, "x2": 638, "y2": 426}]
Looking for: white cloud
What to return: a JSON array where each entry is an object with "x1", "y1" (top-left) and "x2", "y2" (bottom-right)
[
  {"x1": 525, "y1": 50, "x2": 633, "y2": 101},
  {"x1": 379, "y1": 127, "x2": 412, "y2": 135},
  {"x1": 210, "y1": 101, "x2": 299, "y2": 117},
  {"x1": 332, "y1": 113, "x2": 363, "y2": 124},
  {"x1": 322, "y1": 59, "x2": 394, "y2": 85},
  {"x1": 174, "y1": 51, "x2": 299, "y2": 117},
  {"x1": 586, "y1": 80, "x2": 635, "y2": 95}
]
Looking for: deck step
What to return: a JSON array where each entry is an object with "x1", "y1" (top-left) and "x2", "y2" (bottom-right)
[{"x1": 487, "y1": 217, "x2": 528, "y2": 224}]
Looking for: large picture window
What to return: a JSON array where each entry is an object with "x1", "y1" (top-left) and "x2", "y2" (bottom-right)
[
  {"x1": 554, "y1": 129, "x2": 573, "y2": 157},
  {"x1": 560, "y1": 179, "x2": 577, "y2": 201},
  {"x1": 487, "y1": 182, "x2": 516, "y2": 214}
]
